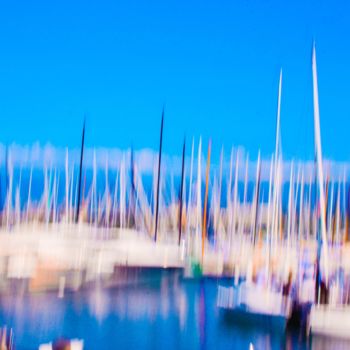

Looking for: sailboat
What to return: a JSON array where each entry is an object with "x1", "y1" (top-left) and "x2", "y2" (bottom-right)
[
  {"x1": 217, "y1": 69, "x2": 293, "y2": 332},
  {"x1": 308, "y1": 44, "x2": 350, "y2": 339}
]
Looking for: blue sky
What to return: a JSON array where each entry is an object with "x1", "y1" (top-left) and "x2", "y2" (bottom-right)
[{"x1": 0, "y1": 0, "x2": 349, "y2": 163}]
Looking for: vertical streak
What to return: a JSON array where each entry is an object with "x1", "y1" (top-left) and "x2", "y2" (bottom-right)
[
  {"x1": 154, "y1": 108, "x2": 164, "y2": 242},
  {"x1": 76, "y1": 118, "x2": 86, "y2": 223},
  {"x1": 202, "y1": 140, "x2": 211, "y2": 263},
  {"x1": 178, "y1": 138, "x2": 186, "y2": 245},
  {"x1": 312, "y1": 44, "x2": 329, "y2": 284}
]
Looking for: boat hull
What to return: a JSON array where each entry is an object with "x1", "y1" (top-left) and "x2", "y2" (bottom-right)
[
  {"x1": 220, "y1": 306, "x2": 288, "y2": 333},
  {"x1": 217, "y1": 285, "x2": 291, "y2": 333},
  {"x1": 309, "y1": 305, "x2": 350, "y2": 339}
]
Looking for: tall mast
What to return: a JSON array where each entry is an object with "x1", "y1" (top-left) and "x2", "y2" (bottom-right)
[
  {"x1": 130, "y1": 146, "x2": 137, "y2": 221},
  {"x1": 65, "y1": 149, "x2": 69, "y2": 224},
  {"x1": 335, "y1": 177, "x2": 341, "y2": 245},
  {"x1": 275, "y1": 69, "x2": 282, "y2": 159},
  {"x1": 312, "y1": 44, "x2": 329, "y2": 284},
  {"x1": 3, "y1": 146, "x2": 8, "y2": 213},
  {"x1": 227, "y1": 148, "x2": 234, "y2": 238},
  {"x1": 202, "y1": 140, "x2": 211, "y2": 263},
  {"x1": 93, "y1": 150, "x2": 97, "y2": 226},
  {"x1": 69, "y1": 163, "x2": 74, "y2": 223},
  {"x1": 196, "y1": 138, "x2": 202, "y2": 254},
  {"x1": 6, "y1": 149, "x2": 13, "y2": 229},
  {"x1": 105, "y1": 156, "x2": 110, "y2": 228},
  {"x1": 253, "y1": 152, "x2": 261, "y2": 244},
  {"x1": 266, "y1": 154, "x2": 274, "y2": 282},
  {"x1": 239, "y1": 153, "x2": 249, "y2": 237},
  {"x1": 267, "y1": 156, "x2": 274, "y2": 238},
  {"x1": 272, "y1": 70, "x2": 282, "y2": 249},
  {"x1": 119, "y1": 155, "x2": 125, "y2": 229},
  {"x1": 287, "y1": 161, "x2": 294, "y2": 247},
  {"x1": 215, "y1": 147, "x2": 224, "y2": 239},
  {"x1": 298, "y1": 171, "x2": 304, "y2": 241},
  {"x1": 26, "y1": 166, "x2": 33, "y2": 225},
  {"x1": 186, "y1": 138, "x2": 195, "y2": 235},
  {"x1": 232, "y1": 152, "x2": 239, "y2": 239},
  {"x1": 75, "y1": 118, "x2": 86, "y2": 223},
  {"x1": 112, "y1": 168, "x2": 119, "y2": 227},
  {"x1": 178, "y1": 138, "x2": 186, "y2": 245},
  {"x1": 6, "y1": 148, "x2": 12, "y2": 229},
  {"x1": 52, "y1": 170, "x2": 57, "y2": 224},
  {"x1": 327, "y1": 181, "x2": 334, "y2": 242},
  {"x1": 154, "y1": 108, "x2": 164, "y2": 242},
  {"x1": 342, "y1": 169, "x2": 346, "y2": 243}
]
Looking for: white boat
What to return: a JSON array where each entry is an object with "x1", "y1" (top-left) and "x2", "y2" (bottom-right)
[
  {"x1": 309, "y1": 305, "x2": 350, "y2": 338},
  {"x1": 217, "y1": 282, "x2": 292, "y2": 332},
  {"x1": 217, "y1": 69, "x2": 293, "y2": 333}
]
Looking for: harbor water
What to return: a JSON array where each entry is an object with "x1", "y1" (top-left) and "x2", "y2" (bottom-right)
[{"x1": 0, "y1": 270, "x2": 349, "y2": 350}]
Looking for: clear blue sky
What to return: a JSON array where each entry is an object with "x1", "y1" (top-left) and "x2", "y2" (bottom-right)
[{"x1": 0, "y1": 0, "x2": 349, "y2": 162}]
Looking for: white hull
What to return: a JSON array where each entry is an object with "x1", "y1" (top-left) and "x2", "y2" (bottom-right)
[
  {"x1": 309, "y1": 305, "x2": 350, "y2": 339},
  {"x1": 218, "y1": 283, "x2": 292, "y2": 322},
  {"x1": 218, "y1": 283, "x2": 291, "y2": 332},
  {"x1": 239, "y1": 283, "x2": 292, "y2": 317}
]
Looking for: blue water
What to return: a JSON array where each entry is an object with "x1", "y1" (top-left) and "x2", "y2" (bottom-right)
[{"x1": 0, "y1": 272, "x2": 349, "y2": 350}]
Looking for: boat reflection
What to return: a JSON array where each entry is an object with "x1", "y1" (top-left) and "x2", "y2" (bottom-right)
[{"x1": 0, "y1": 276, "x2": 348, "y2": 349}]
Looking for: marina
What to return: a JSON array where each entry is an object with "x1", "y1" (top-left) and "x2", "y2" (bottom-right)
[
  {"x1": 0, "y1": 45, "x2": 350, "y2": 348},
  {"x1": 0, "y1": 274, "x2": 346, "y2": 350}
]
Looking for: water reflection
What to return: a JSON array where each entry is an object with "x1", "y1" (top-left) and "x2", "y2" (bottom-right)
[
  {"x1": 87, "y1": 284, "x2": 110, "y2": 322},
  {"x1": 199, "y1": 282, "x2": 207, "y2": 350},
  {"x1": 0, "y1": 273, "x2": 348, "y2": 349},
  {"x1": 309, "y1": 335, "x2": 349, "y2": 350}
]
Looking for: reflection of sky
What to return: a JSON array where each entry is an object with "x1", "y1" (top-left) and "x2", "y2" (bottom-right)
[{"x1": 0, "y1": 273, "x2": 345, "y2": 349}]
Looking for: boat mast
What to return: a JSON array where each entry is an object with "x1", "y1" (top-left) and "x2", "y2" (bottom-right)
[
  {"x1": 93, "y1": 150, "x2": 97, "y2": 227},
  {"x1": 52, "y1": 170, "x2": 57, "y2": 224},
  {"x1": 253, "y1": 152, "x2": 261, "y2": 244},
  {"x1": 75, "y1": 118, "x2": 86, "y2": 224},
  {"x1": 186, "y1": 138, "x2": 194, "y2": 246},
  {"x1": 154, "y1": 108, "x2": 164, "y2": 242},
  {"x1": 232, "y1": 152, "x2": 239, "y2": 239},
  {"x1": 120, "y1": 155, "x2": 125, "y2": 229},
  {"x1": 298, "y1": 171, "x2": 304, "y2": 241},
  {"x1": 215, "y1": 147, "x2": 224, "y2": 242},
  {"x1": 65, "y1": 149, "x2": 69, "y2": 224},
  {"x1": 105, "y1": 156, "x2": 110, "y2": 228},
  {"x1": 196, "y1": 138, "x2": 202, "y2": 256},
  {"x1": 227, "y1": 148, "x2": 234, "y2": 242},
  {"x1": 342, "y1": 169, "x2": 346, "y2": 243},
  {"x1": 6, "y1": 149, "x2": 12, "y2": 229},
  {"x1": 178, "y1": 137, "x2": 186, "y2": 245},
  {"x1": 69, "y1": 162, "x2": 74, "y2": 224},
  {"x1": 312, "y1": 44, "x2": 329, "y2": 285},
  {"x1": 26, "y1": 166, "x2": 33, "y2": 225},
  {"x1": 266, "y1": 154, "x2": 274, "y2": 285},
  {"x1": 112, "y1": 168, "x2": 119, "y2": 227},
  {"x1": 202, "y1": 140, "x2": 211, "y2": 263},
  {"x1": 239, "y1": 153, "x2": 249, "y2": 237},
  {"x1": 130, "y1": 146, "x2": 137, "y2": 226},
  {"x1": 328, "y1": 181, "x2": 334, "y2": 242},
  {"x1": 287, "y1": 161, "x2": 294, "y2": 247},
  {"x1": 272, "y1": 70, "x2": 282, "y2": 250}
]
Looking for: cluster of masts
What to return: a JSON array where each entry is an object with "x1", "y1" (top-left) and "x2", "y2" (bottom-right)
[{"x1": 0, "y1": 45, "x2": 348, "y2": 262}]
